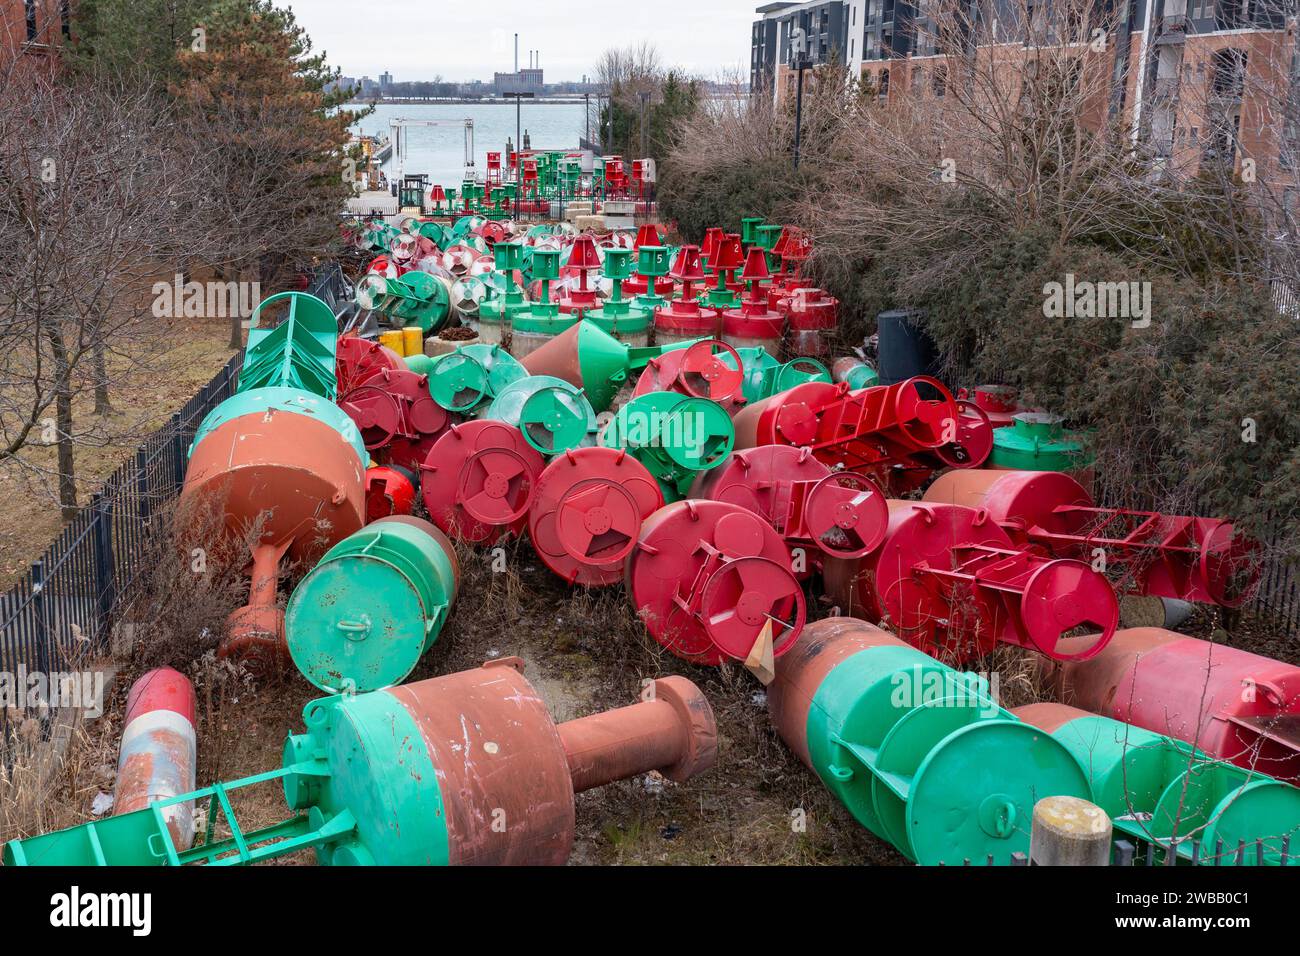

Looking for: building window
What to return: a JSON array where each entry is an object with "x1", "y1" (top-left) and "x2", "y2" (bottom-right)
[
  {"x1": 26, "y1": 0, "x2": 38, "y2": 41},
  {"x1": 932, "y1": 64, "x2": 947, "y2": 97},
  {"x1": 1211, "y1": 48, "x2": 1247, "y2": 98},
  {"x1": 879, "y1": 68, "x2": 890, "y2": 98},
  {"x1": 1205, "y1": 114, "x2": 1240, "y2": 167}
]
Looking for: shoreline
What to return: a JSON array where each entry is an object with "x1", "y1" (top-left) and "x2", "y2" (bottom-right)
[{"x1": 347, "y1": 98, "x2": 589, "y2": 106}]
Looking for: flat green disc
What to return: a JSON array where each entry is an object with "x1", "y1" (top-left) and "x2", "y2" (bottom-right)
[
  {"x1": 773, "y1": 357, "x2": 832, "y2": 394},
  {"x1": 286, "y1": 555, "x2": 426, "y2": 693},
  {"x1": 660, "y1": 396, "x2": 734, "y2": 472},
  {"x1": 427, "y1": 352, "x2": 490, "y2": 411},
  {"x1": 1152, "y1": 761, "x2": 1300, "y2": 865},
  {"x1": 519, "y1": 385, "x2": 593, "y2": 455},
  {"x1": 720, "y1": 346, "x2": 779, "y2": 404},
  {"x1": 1203, "y1": 779, "x2": 1300, "y2": 865},
  {"x1": 284, "y1": 690, "x2": 450, "y2": 865},
  {"x1": 906, "y1": 719, "x2": 1090, "y2": 865},
  {"x1": 870, "y1": 693, "x2": 996, "y2": 858}
]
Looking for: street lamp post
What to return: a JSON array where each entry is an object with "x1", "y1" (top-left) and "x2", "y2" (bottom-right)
[
  {"x1": 501, "y1": 89, "x2": 536, "y2": 220},
  {"x1": 639, "y1": 90, "x2": 650, "y2": 157}
]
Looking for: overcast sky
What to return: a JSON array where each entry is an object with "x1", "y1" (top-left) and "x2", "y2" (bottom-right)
[{"x1": 288, "y1": 0, "x2": 757, "y2": 82}]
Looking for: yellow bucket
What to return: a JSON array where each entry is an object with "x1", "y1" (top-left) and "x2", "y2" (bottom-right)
[
  {"x1": 379, "y1": 329, "x2": 405, "y2": 356},
  {"x1": 402, "y1": 326, "x2": 424, "y2": 357}
]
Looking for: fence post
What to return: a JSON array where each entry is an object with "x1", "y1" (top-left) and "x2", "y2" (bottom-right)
[
  {"x1": 92, "y1": 492, "x2": 116, "y2": 648},
  {"x1": 136, "y1": 447, "x2": 151, "y2": 525},
  {"x1": 170, "y1": 411, "x2": 184, "y2": 490},
  {"x1": 30, "y1": 558, "x2": 51, "y2": 716},
  {"x1": 1029, "y1": 796, "x2": 1112, "y2": 866}
]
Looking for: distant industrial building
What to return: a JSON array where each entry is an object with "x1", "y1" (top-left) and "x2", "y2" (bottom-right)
[{"x1": 494, "y1": 67, "x2": 544, "y2": 95}]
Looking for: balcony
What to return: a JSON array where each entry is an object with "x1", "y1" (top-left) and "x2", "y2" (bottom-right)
[{"x1": 1154, "y1": 15, "x2": 1187, "y2": 45}]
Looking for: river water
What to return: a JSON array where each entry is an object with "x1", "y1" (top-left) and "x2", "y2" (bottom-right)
[{"x1": 353, "y1": 101, "x2": 591, "y2": 189}]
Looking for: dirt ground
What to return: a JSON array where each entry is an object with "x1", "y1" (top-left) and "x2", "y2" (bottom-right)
[{"x1": 0, "y1": 315, "x2": 237, "y2": 590}]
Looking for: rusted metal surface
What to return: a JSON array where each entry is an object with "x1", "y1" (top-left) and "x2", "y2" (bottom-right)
[
  {"x1": 1012, "y1": 701, "x2": 1095, "y2": 734},
  {"x1": 387, "y1": 659, "x2": 717, "y2": 864},
  {"x1": 518, "y1": 321, "x2": 586, "y2": 386},
  {"x1": 390, "y1": 658, "x2": 576, "y2": 865},
  {"x1": 766, "y1": 617, "x2": 903, "y2": 768},
  {"x1": 115, "y1": 668, "x2": 198, "y2": 849},
  {"x1": 558, "y1": 676, "x2": 717, "y2": 792},
  {"x1": 1049, "y1": 627, "x2": 1300, "y2": 780},
  {"x1": 182, "y1": 410, "x2": 365, "y2": 667}
]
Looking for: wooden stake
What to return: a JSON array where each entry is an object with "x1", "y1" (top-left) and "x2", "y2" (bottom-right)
[{"x1": 744, "y1": 619, "x2": 776, "y2": 685}]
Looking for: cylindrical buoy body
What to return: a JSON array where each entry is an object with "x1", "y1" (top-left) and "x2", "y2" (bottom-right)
[
  {"x1": 115, "y1": 669, "x2": 198, "y2": 850},
  {"x1": 281, "y1": 659, "x2": 717, "y2": 865},
  {"x1": 767, "y1": 617, "x2": 1091, "y2": 864},
  {"x1": 1049, "y1": 627, "x2": 1300, "y2": 780},
  {"x1": 285, "y1": 516, "x2": 458, "y2": 692}
]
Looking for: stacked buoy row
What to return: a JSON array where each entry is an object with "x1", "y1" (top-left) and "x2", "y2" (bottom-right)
[
  {"x1": 348, "y1": 212, "x2": 845, "y2": 359},
  {"x1": 367, "y1": 150, "x2": 656, "y2": 224},
  {"x1": 6, "y1": 209, "x2": 1297, "y2": 866}
]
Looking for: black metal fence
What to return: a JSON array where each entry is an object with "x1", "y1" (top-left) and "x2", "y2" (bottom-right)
[
  {"x1": 948, "y1": 835, "x2": 1292, "y2": 866},
  {"x1": 0, "y1": 354, "x2": 241, "y2": 747}
]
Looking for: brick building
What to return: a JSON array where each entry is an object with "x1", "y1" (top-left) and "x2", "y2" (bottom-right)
[
  {"x1": 751, "y1": 0, "x2": 1300, "y2": 182},
  {"x1": 0, "y1": 0, "x2": 69, "y2": 72}
]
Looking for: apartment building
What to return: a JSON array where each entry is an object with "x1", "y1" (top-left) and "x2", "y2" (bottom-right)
[
  {"x1": 751, "y1": 1, "x2": 869, "y2": 103},
  {"x1": 751, "y1": 0, "x2": 1299, "y2": 182}
]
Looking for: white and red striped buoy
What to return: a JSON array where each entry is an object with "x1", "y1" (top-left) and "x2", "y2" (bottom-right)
[{"x1": 114, "y1": 668, "x2": 197, "y2": 849}]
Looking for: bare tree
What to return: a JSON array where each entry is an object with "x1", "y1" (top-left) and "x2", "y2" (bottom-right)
[{"x1": 0, "y1": 69, "x2": 220, "y2": 516}]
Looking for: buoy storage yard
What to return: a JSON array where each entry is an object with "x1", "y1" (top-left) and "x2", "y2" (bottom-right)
[{"x1": 1, "y1": 0, "x2": 1297, "y2": 932}]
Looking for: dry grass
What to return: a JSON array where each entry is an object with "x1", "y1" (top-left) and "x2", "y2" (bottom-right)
[
  {"x1": 0, "y1": 659, "x2": 118, "y2": 846},
  {"x1": 0, "y1": 314, "x2": 237, "y2": 589}
]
